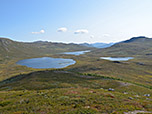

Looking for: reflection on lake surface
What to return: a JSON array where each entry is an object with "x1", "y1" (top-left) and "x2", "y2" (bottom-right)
[
  {"x1": 16, "y1": 57, "x2": 76, "y2": 69},
  {"x1": 100, "y1": 57, "x2": 134, "y2": 61},
  {"x1": 62, "y1": 50, "x2": 90, "y2": 55}
]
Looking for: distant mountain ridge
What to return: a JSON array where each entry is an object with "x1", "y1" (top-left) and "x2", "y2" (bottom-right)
[
  {"x1": 1, "y1": 36, "x2": 152, "y2": 60},
  {"x1": 33, "y1": 40, "x2": 49, "y2": 43},
  {"x1": 80, "y1": 42, "x2": 115, "y2": 48}
]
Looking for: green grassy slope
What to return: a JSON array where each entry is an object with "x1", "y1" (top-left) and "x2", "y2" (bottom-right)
[
  {"x1": 66, "y1": 55, "x2": 152, "y2": 87},
  {"x1": 0, "y1": 70, "x2": 152, "y2": 114},
  {"x1": 88, "y1": 36, "x2": 152, "y2": 57},
  {"x1": 65, "y1": 36, "x2": 152, "y2": 88},
  {"x1": 1, "y1": 37, "x2": 152, "y2": 113},
  {"x1": 0, "y1": 37, "x2": 92, "y2": 61},
  {"x1": 0, "y1": 37, "x2": 93, "y2": 81}
]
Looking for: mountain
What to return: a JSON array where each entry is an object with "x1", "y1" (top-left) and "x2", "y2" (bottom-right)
[
  {"x1": 1, "y1": 37, "x2": 152, "y2": 114},
  {"x1": 91, "y1": 42, "x2": 115, "y2": 48},
  {"x1": 89, "y1": 36, "x2": 152, "y2": 56},
  {"x1": 80, "y1": 42, "x2": 115, "y2": 48},
  {"x1": 33, "y1": 40, "x2": 49, "y2": 43},
  {"x1": 121, "y1": 36, "x2": 150, "y2": 43},
  {"x1": 0, "y1": 37, "x2": 92, "y2": 60}
]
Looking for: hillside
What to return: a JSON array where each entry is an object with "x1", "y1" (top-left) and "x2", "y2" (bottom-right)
[
  {"x1": 0, "y1": 70, "x2": 152, "y2": 113},
  {"x1": 1, "y1": 37, "x2": 152, "y2": 113},
  {"x1": 89, "y1": 36, "x2": 152, "y2": 57},
  {"x1": 0, "y1": 37, "x2": 92, "y2": 60},
  {"x1": 66, "y1": 36, "x2": 152, "y2": 87}
]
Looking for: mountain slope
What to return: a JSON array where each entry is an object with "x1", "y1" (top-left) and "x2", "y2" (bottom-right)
[
  {"x1": 90, "y1": 36, "x2": 152, "y2": 56},
  {"x1": 0, "y1": 37, "x2": 92, "y2": 60},
  {"x1": 0, "y1": 70, "x2": 152, "y2": 113}
]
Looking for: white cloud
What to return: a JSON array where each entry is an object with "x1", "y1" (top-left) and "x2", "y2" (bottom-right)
[
  {"x1": 57, "y1": 27, "x2": 67, "y2": 32},
  {"x1": 90, "y1": 35, "x2": 94, "y2": 38},
  {"x1": 103, "y1": 34, "x2": 110, "y2": 37},
  {"x1": 32, "y1": 30, "x2": 45, "y2": 34},
  {"x1": 74, "y1": 29, "x2": 89, "y2": 34}
]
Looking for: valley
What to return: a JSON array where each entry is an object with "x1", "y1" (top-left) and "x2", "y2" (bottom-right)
[
  {"x1": 0, "y1": 36, "x2": 152, "y2": 113},
  {"x1": 2, "y1": 1, "x2": 152, "y2": 113}
]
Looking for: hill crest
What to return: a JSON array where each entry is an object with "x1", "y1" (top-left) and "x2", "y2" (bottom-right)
[{"x1": 121, "y1": 36, "x2": 152, "y2": 43}]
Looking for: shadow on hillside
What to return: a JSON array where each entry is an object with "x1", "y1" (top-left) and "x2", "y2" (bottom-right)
[{"x1": 0, "y1": 70, "x2": 103, "y2": 91}]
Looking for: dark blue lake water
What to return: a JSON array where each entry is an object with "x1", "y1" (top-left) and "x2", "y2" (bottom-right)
[
  {"x1": 100, "y1": 57, "x2": 134, "y2": 61},
  {"x1": 62, "y1": 50, "x2": 90, "y2": 55},
  {"x1": 16, "y1": 57, "x2": 76, "y2": 69}
]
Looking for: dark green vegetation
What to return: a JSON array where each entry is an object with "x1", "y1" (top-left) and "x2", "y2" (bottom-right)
[
  {"x1": 0, "y1": 36, "x2": 152, "y2": 113},
  {"x1": 0, "y1": 71, "x2": 152, "y2": 114}
]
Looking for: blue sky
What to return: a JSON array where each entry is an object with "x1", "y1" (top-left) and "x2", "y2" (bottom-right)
[{"x1": 1, "y1": 0, "x2": 152, "y2": 43}]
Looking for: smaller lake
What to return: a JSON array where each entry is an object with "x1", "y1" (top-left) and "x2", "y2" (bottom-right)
[
  {"x1": 16, "y1": 57, "x2": 76, "y2": 69},
  {"x1": 62, "y1": 50, "x2": 90, "y2": 55},
  {"x1": 100, "y1": 57, "x2": 134, "y2": 61}
]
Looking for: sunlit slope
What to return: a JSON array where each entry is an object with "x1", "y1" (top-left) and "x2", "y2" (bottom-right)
[
  {"x1": 89, "y1": 36, "x2": 152, "y2": 57},
  {"x1": 0, "y1": 37, "x2": 92, "y2": 60},
  {"x1": 0, "y1": 70, "x2": 152, "y2": 113}
]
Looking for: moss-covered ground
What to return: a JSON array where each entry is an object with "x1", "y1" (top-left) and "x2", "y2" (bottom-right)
[
  {"x1": 0, "y1": 70, "x2": 152, "y2": 114},
  {"x1": 0, "y1": 49, "x2": 152, "y2": 113}
]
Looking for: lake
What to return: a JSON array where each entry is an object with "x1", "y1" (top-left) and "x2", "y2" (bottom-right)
[
  {"x1": 62, "y1": 50, "x2": 90, "y2": 55},
  {"x1": 16, "y1": 57, "x2": 76, "y2": 69},
  {"x1": 100, "y1": 57, "x2": 134, "y2": 61}
]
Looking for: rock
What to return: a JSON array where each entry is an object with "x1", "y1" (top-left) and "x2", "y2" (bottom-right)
[
  {"x1": 136, "y1": 62, "x2": 145, "y2": 65},
  {"x1": 85, "y1": 106, "x2": 90, "y2": 109},
  {"x1": 108, "y1": 88, "x2": 115, "y2": 91},
  {"x1": 134, "y1": 95, "x2": 140, "y2": 98},
  {"x1": 144, "y1": 94, "x2": 150, "y2": 97},
  {"x1": 20, "y1": 99, "x2": 24, "y2": 104},
  {"x1": 128, "y1": 97, "x2": 133, "y2": 100},
  {"x1": 123, "y1": 92, "x2": 128, "y2": 94}
]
